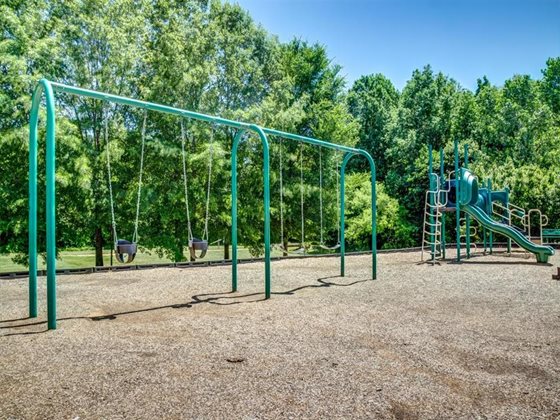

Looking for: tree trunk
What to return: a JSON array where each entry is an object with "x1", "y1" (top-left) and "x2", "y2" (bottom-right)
[
  {"x1": 223, "y1": 239, "x2": 229, "y2": 260},
  {"x1": 174, "y1": 237, "x2": 184, "y2": 263},
  {"x1": 174, "y1": 221, "x2": 186, "y2": 262},
  {"x1": 283, "y1": 238, "x2": 288, "y2": 257},
  {"x1": 95, "y1": 227, "x2": 104, "y2": 266}
]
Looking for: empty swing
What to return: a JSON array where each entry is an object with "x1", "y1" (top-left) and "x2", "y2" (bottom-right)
[
  {"x1": 104, "y1": 109, "x2": 148, "y2": 264},
  {"x1": 277, "y1": 140, "x2": 307, "y2": 254},
  {"x1": 180, "y1": 120, "x2": 214, "y2": 260},
  {"x1": 318, "y1": 147, "x2": 341, "y2": 251}
]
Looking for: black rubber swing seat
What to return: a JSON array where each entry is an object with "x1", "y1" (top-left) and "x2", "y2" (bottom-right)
[
  {"x1": 319, "y1": 243, "x2": 341, "y2": 251},
  {"x1": 115, "y1": 239, "x2": 137, "y2": 264},
  {"x1": 189, "y1": 238, "x2": 208, "y2": 260},
  {"x1": 277, "y1": 244, "x2": 307, "y2": 255}
]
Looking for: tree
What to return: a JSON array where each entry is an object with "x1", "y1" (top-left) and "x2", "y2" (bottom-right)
[
  {"x1": 541, "y1": 57, "x2": 560, "y2": 115},
  {"x1": 345, "y1": 174, "x2": 415, "y2": 250},
  {"x1": 384, "y1": 66, "x2": 458, "y2": 239},
  {"x1": 347, "y1": 74, "x2": 399, "y2": 177}
]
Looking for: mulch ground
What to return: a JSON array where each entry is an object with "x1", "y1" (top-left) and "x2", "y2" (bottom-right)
[{"x1": 1, "y1": 250, "x2": 559, "y2": 419}]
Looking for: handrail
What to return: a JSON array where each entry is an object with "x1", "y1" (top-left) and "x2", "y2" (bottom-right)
[
  {"x1": 492, "y1": 201, "x2": 526, "y2": 228},
  {"x1": 527, "y1": 209, "x2": 546, "y2": 244}
]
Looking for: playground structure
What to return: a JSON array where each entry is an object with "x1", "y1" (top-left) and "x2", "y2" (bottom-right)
[
  {"x1": 422, "y1": 140, "x2": 555, "y2": 264},
  {"x1": 27, "y1": 79, "x2": 377, "y2": 330}
]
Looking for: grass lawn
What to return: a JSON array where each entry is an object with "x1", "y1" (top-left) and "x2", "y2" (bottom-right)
[{"x1": 0, "y1": 246, "x2": 291, "y2": 273}]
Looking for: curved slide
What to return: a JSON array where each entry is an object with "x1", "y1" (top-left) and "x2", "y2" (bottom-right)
[{"x1": 462, "y1": 204, "x2": 555, "y2": 263}]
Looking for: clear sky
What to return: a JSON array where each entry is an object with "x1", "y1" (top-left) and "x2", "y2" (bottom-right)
[{"x1": 230, "y1": 0, "x2": 560, "y2": 91}]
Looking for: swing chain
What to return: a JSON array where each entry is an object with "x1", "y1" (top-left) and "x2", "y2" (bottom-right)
[
  {"x1": 319, "y1": 147, "x2": 324, "y2": 245},
  {"x1": 132, "y1": 111, "x2": 147, "y2": 244},
  {"x1": 203, "y1": 124, "x2": 215, "y2": 242},
  {"x1": 103, "y1": 107, "x2": 118, "y2": 244},
  {"x1": 300, "y1": 142, "x2": 305, "y2": 247},
  {"x1": 180, "y1": 119, "x2": 193, "y2": 242},
  {"x1": 336, "y1": 153, "x2": 341, "y2": 243},
  {"x1": 279, "y1": 138, "x2": 284, "y2": 248}
]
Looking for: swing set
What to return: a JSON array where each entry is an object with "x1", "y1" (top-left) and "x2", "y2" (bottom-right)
[{"x1": 27, "y1": 79, "x2": 377, "y2": 330}]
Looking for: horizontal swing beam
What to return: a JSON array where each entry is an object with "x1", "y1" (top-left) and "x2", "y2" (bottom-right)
[{"x1": 50, "y1": 82, "x2": 359, "y2": 154}]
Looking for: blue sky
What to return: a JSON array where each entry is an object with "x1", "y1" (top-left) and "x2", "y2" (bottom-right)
[{"x1": 231, "y1": 0, "x2": 560, "y2": 91}]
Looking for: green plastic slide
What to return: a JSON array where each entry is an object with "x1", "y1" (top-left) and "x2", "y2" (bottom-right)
[{"x1": 462, "y1": 204, "x2": 555, "y2": 263}]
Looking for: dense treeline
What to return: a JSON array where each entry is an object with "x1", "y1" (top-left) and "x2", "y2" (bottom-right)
[
  {"x1": 1, "y1": 0, "x2": 558, "y2": 265},
  {"x1": 349, "y1": 62, "x2": 560, "y2": 246}
]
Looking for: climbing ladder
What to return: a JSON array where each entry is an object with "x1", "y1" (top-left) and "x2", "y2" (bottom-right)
[{"x1": 421, "y1": 174, "x2": 448, "y2": 263}]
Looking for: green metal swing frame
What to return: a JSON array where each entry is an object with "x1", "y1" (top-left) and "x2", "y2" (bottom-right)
[{"x1": 28, "y1": 79, "x2": 377, "y2": 330}]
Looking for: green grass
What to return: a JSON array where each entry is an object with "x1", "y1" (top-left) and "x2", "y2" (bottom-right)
[{"x1": 0, "y1": 246, "x2": 293, "y2": 273}]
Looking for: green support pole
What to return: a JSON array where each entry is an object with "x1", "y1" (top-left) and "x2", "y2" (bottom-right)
[
  {"x1": 29, "y1": 80, "x2": 57, "y2": 328},
  {"x1": 26, "y1": 81, "x2": 57, "y2": 328},
  {"x1": 340, "y1": 151, "x2": 376, "y2": 279},
  {"x1": 483, "y1": 188, "x2": 487, "y2": 252},
  {"x1": 505, "y1": 188, "x2": 511, "y2": 253},
  {"x1": 251, "y1": 125, "x2": 272, "y2": 299},
  {"x1": 464, "y1": 144, "x2": 470, "y2": 258},
  {"x1": 439, "y1": 148, "x2": 446, "y2": 259},
  {"x1": 340, "y1": 154, "x2": 348, "y2": 277},
  {"x1": 230, "y1": 130, "x2": 245, "y2": 293},
  {"x1": 369, "y1": 152, "x2": 377, "y2": 280},
  {"x1": 231, "y1": 127, "x2": 271, "y2": 298},
  {"x1": 482, "y1": 178, "x2": 487, "y2": 253},
  {"x1": 488, "y1": 178, "x2": 493, "y2": 254},
  {"x1": 45, "y1": 81, "x2": 57, "y2": 330},
  {"x1": 454, "y1": 139, "x2": 461, "y2": 262},
  {"x1": 28, "y1": 84, "x2": 42, "y2": 319}
]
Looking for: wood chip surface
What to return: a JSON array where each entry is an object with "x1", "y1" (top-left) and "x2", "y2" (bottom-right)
[{"x1": 1, "y1": 250, "x2": 559, "y2": 418}]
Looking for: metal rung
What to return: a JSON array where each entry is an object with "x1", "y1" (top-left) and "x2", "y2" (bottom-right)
[
  {"x1": 424, "y1": 222, "x2": 442, "y2": 228},
  {"x1": 424, "y1": 223, "x2": 442, "y2": 229}
]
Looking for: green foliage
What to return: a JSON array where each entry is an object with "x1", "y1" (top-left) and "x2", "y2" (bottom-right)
[
  {"x1": 345, "y1": 174, "x2": 415, "y2": 250},
  {"x1": 541, "y1": 57, "x2": 560, "y2": 114},
  {"x1": 0, "y1": 0, "x2": 558, "y2": 267},
  {"x1": 347, "y1": 73, "x2": 399, "y2": 175}
]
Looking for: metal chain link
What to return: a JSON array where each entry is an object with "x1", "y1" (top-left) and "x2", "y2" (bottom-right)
[
  {"x1": 336, "y1": 153, "x2": 341, "y2": 244},
  {"x1": 279, "y1": 138, "x2": 284, "y2": 247},
  {"x1": 103, "y1": 108, "x2": 118, "y2": 244},
  {"x1": 300, "y1": 142, "x2": 305, "y2": 246},
  {"x1": 180, "y1": 119, "x2": 194, "y2": 242},
  {"x1": 132, "y1": 111, "x2": 147, "y2": 243},
  {"x1": 319, "y1": 147, "x2": 324, "y2": 245},
  {"x1": 203, "y1": 124, "x2": 215, "y2": 241}
]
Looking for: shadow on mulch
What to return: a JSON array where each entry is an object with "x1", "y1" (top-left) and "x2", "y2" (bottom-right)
[{"x1": 0, "y1": 276, "x2": 370, "y2": 337}]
